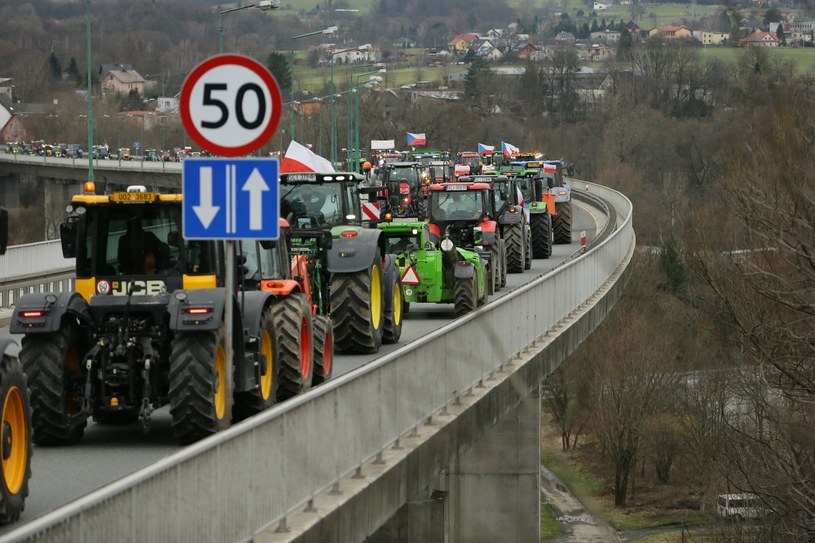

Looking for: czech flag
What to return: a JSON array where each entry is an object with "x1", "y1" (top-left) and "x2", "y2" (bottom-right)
[
  {"x1": 406, "y1": 132, "x2": 426, "y2": 147},
  {"x1": 280, "y1": 140, "x2": 335, "y2": 173},
  {"x1": 477, "y1": 143, "x2": 494, "y2": 155},
  {"x1": 502, "y1": 141, "x2": 519, "y2": 158}
]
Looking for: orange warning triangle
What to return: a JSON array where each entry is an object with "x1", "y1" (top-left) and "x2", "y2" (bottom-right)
[{"x1": 401, "y1": 266, "x2": 420, "y2": 285}]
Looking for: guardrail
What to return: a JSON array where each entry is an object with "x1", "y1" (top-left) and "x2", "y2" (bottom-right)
[
  {"x1": 0, "y1": 150, "x2": 183, "y2": 173},
  {"x1": 0, "y1": 180, "x2": 633, "y2": 543}
]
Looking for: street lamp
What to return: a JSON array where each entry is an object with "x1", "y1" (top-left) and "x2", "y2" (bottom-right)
[
  {"x1": 351, "y1": 68, "x2": 385, "y2": 172},
  {"x1": 329, "y1": 43, "x2": 371, "y2": 167},
  {"x1": 86, "y1": 0, "x2": 93, "y2": 181},
  {"x1": 218, "y1": 0, "x2": 281, "y2": 54},
  {"x1": 290, "y1": 26, "x2": 337, "y2": 143}
]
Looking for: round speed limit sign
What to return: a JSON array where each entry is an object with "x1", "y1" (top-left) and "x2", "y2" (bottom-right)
[{"x1": 180, "y1": 54, "x2": 282, "y2": 157}]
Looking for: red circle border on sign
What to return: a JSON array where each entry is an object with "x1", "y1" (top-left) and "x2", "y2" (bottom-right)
[{"x1": 180, "y1": 54, "x2": 282, "y2": 157}]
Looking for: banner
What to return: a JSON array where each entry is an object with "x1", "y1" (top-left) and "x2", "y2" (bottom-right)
[{"x1": 370, "y1": 140, "x2": 395, "y2": 150}]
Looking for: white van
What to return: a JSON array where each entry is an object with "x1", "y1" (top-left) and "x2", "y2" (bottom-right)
[{"x1": 717, "y1": 493, "x2": 765, "y2": 520}]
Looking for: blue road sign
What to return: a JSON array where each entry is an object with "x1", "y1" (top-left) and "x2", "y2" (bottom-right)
[{"x1": 183, "y1": 158, "x2": 279, "y2": 240}]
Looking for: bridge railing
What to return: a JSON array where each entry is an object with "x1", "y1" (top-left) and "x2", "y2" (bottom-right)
[{"x1": 0, "y1": 181, "x2": 634, "y2": 543}]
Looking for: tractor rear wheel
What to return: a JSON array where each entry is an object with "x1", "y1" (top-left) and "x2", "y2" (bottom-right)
[
  {"x1": 504, "y1": 225, "x2": 524, "y2": 273},
  {"x1": 0, "y1": 353, "x2": 31, "y2": 524},
  {"x1": 234, "y1": 307, "x2": 280, "y2": 420},
  {"x1": 312, "y1": 315, "x2": 334, "y2": 386},
  {"x1": 331, "y1": 264, "x2": 384, "y2": 353},
  {"x1": 524, "y1": 225, "x2": 533, "y2": 270},
  {"x1": 272, "y1": 294, "x2": 313, "y2": 401},
  {"x1": 169, "y1": 323, "x2": 232, "y2": 445},
  {"x1": 531, "y1": 213, "x2": 553, "y2": 259},
  {"x1": 552, "y1": 201, "x2": 573, "y2": 244},
  {"x1": 20, "y1": 324, "x2": 87, "y2": 445},
  {"x1": 490, "y1": 246, "x2": 502, "y2": 292},
  {"x1": 498, "y1": 238, "x2": 507, "y2": 287},
  {"x1": 382, "y1": 257, "x2": 403, "y2": 344},
  {"x1": 454, "y1": 275, "x2": 478, "y2": 317}
]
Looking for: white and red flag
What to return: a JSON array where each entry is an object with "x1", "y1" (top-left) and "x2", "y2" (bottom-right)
[{"x1": 280, "y1": 140, "x2": 334, "y2": 173}]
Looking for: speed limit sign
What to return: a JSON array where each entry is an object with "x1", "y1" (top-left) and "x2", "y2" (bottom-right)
[{"x1": 180, "y1": 54, "x2": 282, "y2": 157}]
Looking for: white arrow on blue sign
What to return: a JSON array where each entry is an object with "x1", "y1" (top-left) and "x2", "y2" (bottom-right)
[{"x1": 183, "y1": 158, "x2": 279, "y2": 240}]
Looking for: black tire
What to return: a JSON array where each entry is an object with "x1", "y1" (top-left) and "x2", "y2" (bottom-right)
[
  {"x1": 330, "y1": 264, "x2": 384, "y2": 354},
  {"x1": 531, "y1": 213, "x2": 553, "y2": 259},
  {"x1": 552, "y1": 200, "x2": 573, "y2": 244},
  {"x1": 454, "y1": 275, "x2": 478, "y2": 317},
  {"x1": 490, "y1": 246, "x2": 502, "y2": 292},
  {"x1": 271, "y1": 294, "x2": 313, "y2": 401},
  {"x1": 417, "y1": 197, "x2": 428, "y2": 220},
  {"x1": 498, "y1": 238, "x2": 507, "y2": 287},
  {"x1": 20, "y1": 325, "x2": 87, "y2": 445},
  {"x1": 504, "y1": 225, "x2": 524, "y2": 273},
  {"x1": 382, "y1": 258, "x2": 403, "y2": 344},
  {"x1": 0, "y1": 353, "x2": 31, "y2": 524},
  {"x1": 169, "y1": 323, "x2": 232, "y2": 445},
  {"x1": 233, "y1": 306, "x2": 280, "y2": 420},
  {"x1": 312, "y1": 315, "x2": 334, "y2": 386},
  {"x1": 486, "y1": 259, "x2": 495, "y2": 296},
  {"x1": 524, "y1": 225, "x2": 533, "y2": 270},
  {"x1": 403, "y1": 299, "x2": 410, "y2": 315}
]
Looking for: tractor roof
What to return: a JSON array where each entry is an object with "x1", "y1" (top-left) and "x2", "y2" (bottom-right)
[{"x1": 280, "y1": 172, "x2": 364, "y2": 184}]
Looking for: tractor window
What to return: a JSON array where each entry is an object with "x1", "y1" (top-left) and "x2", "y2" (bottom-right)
[
  {"x1": 184, "y1": 240, "x2": 216, "y2": 275},
  {"x1": 239, "y1": 241, "x2": 260, "y2": 288},
  {"x1": 430, "y1": 191, "x2": 484, "y2": 220},
  {"x1": 515, "y1": 179, "x2": 535, "y2": 203},
  {"x1": 258, "y1": 240, "x2": 284, "y2": 280},
  {"x1": 390, "y1": 167, "x2": 418, "y2": 187},
  {"x1": 385, "y1": 233, "x2": 419, "y2": 254},
  {"x1": 281, "y1": 183, "x2": 345, "y2": 227}
]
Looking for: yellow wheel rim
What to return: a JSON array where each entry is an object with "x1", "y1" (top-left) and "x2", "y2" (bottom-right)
[
  {"x1": 260, "y1": 330, "x2": 273, "y2": 401},
  {"x1": 370, "y1": 265, "x2": 382, "y2": 330},
  {"x1": 2, "y1": 386, "x2": 27, "y2": 494},
  {"x1": 214, "y1": 344, "x2": 226, "y2": 420},
  {"x1": 392, "y1": 282, "x2": 402, "y2": 326}
]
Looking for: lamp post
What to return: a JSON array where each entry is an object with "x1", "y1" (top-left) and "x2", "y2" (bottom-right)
[
  {"x1": 290, "y1": 26, "x2": 337, "y2": 143},
  {"x1": 218, "y1": 0, "x2": 280, "y2": 54},
  {"x1": 329, "y1": 44, "x2": 371, "y2": 167},
  {"x1": 86, "y1": 0, "x2": 93, "y2": 181}
]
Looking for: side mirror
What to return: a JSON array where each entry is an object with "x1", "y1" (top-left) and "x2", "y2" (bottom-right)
[
  {"x1": 0, "y1": 207, "x2": 7, "y2": 255},
  {"x1": 167, "y1": 230, "x2": 180, "y2": 248},
  {"x1": 407, "y1": 243, "x2": 419, "y2": 252},
  {"x1": 259, "y1": 239, "x2": 274, "y2": 250},
  {"x1": 60, "y1": 221, "x2": 77, "y2": 258}
]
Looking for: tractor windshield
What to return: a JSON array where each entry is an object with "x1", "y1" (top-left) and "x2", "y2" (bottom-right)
[
  {"x1": 281, "y1": 183, "x2": 347, "y2": 228},
  {"x1": 492, "y1": 180, "x2": 511, "y2": 211},
  {"x1": 388, "y1": 167, "x2": 419, "y2": 190},
  {"x1": 76, "y1": 203, "x2": 210, "y2": 277},
  {"x1": 430, "y1": 190, "x2": 486, "y2": 221},
  {"x1": 514, "y1": 178, "x2": 537, "y2": 204}
]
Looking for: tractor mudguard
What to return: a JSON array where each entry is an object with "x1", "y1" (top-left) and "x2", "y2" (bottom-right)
[
  {"x1": 325, "y1": 228, "x2": 383, "y2": 273},
  {"x1": 239, "y1": 291, "x2": 278, "y2": 340},
  {"x1": 167, "y1": 288, "x2": 227, "y2": 332},
  {"x1": 501, "y1": 209, "x2": 524, "y2": 225},
  {"x1": 9, "y1": 291, "x2": 92, "y2": 334},
  {"x1": 0, "y1": 338, "x2": 17, "y2": 360},
  {"x1": 454, "y1": 261, "x2": 475, "y2": 279}
]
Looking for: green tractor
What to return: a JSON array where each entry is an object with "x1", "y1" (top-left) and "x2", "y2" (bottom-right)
[
  {"x1": 378, "y1": 221, "x2": 489, "y2": 317},
  {"x1": 506, "y1": 168, "x2": 555, "y2": 259},
  {"x1": 280, "y1": 172, "x2": 403, "y2": 353}
]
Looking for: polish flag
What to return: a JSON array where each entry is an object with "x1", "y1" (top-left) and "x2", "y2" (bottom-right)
[{"x1": 280, "y1": 140, "x2": 334, "y2": 173}]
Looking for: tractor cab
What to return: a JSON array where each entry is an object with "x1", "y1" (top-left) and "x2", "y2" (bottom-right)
[{"x1": 280, "y1": 172, "x2": 364, "y2": 230}]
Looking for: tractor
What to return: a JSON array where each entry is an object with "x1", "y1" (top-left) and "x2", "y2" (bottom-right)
[
  {"x1": 378, "y1": 161, "x2": 427, "y2": 219},
  {"x1": 0, "y1": 206, "x2": 32, "y2": 524},
  {"x1": 378, "y1": 221, "x2": 489, "y2": 316},
  {"x1": 457, "y1": 174, "x2": 532, "y2": 273},
  {"x1": 541, "y1": 161, "x2": 573, "y2": 244},
  {"x1": 425, "y1": 181, "x2": 507, "y2": 292},
  {"x1": 11, "y1": 184, "x2": 314, "y2": 445},
  {"x1": 280, "y1": 171, "x2": 403, "y2": 353},
  {"x1": 505, "y1": 169, "x2": 556, "y2": 259}
]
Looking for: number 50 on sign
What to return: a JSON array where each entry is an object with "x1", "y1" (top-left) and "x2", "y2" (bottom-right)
[{"x1": 180, "y1": 54, "x2": 283, "y2": 157}]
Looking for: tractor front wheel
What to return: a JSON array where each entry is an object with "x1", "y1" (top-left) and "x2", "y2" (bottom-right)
[
  {"x1": 331, "y1": 264, "x2": 384, "y2": 353},
  {"x1": 454, "y1": 275, "x2": 478, "y2": 317},
  {"x1": 531, "y1": 213, "x2": 553, "y2": 259},
  {"x1": 504, "y1": 225, "x2": 524, "y2": 273},
  {"x1": 272, "y1": 294, "x2": 313, "y2": 401},
  {"x1": 382, "y1": 257, "x2": 403, "y2": 344},
  {"x1": 553, "y1": 201, "x2": 573, "y2": 244},
  {"x1": 234, "y1": 307, "x2": 280, "y2": 420},
  {"x1": 312, "y1": 315, "x2": 334, "y2": 386}
]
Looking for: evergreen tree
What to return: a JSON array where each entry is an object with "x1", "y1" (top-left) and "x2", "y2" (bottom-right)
[
  {"x1": 266, "y1": 51, "x2": 292, "y2": 97},
  {"x1": 591, "y1": 19, "x2": 600, "y2": 33},
  {"x1": 464, "y1": 58, "x2": 489, "y2": 105},
  {"x1": 776, "y1": 25, "x2": 786, "y2": 45},
  {"x1": 48, "y1": 51, "x2": 61, "y2": 79},
  {"x1": 617, "y1": 29, "x2": 633, "y2": 60},
  {"x1": 67, "y1": 57, "x2": 81, "y2": 84}
]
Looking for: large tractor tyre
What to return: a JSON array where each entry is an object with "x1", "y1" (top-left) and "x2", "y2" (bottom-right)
[
  {"x1": 498, "y1": 238, "x2": 508, "y2": 287},
  {"x1": 234, "y1": 307, "x2": 280, "y2": 420},
  {"x1": 524, "y1": 226, "x2": 533, "y2": 270},
  {"x1": 504, "y1": 226, "x2": 525, "y2": 274},
  {"x1": 552, "y1": 201, "x2": 573, "y2": 244},
  {"x1": 417, "y1": 197, "x2": 428, "y2": 220},
  {"x1": 330, "y1": 264, "x2": 384, "y2": 354},
  {"x1": 272, "y1": 294, "x2": 313, "y2": 401},
  {"x1": 20, "y1": 324, "x2": 87, "y2": 446},
  {"x1": 312, "y1": 315, "x2": 334, "y2": 386},
  {"x1": 382, "y1": 267, "x2": 403, "y2": 344},
  {"x1": 0, "y1": 353, "x2": 31, "y2": 524},
  {"x1": 169, "y1": 324, "x2": 232, "y2": 445},
  {"x1": 530, "y1": 213, "x2": 553, "y2": 259},
  {"x1": 454, "y1": 276, "x2": 478, "y2": 317},
  {"x1": 490, "y1": 246, "x2": 502, "y2": 292}
]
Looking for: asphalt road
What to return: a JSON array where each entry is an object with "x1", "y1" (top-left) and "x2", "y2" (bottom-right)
[{"x1": 0, "y1": 205, "x2": 597, "y2": 535}]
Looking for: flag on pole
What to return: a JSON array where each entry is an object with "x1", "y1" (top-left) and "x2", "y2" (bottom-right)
[
  {"x1": 406, "y1": 132, "x2": 426, "y2": 147},
  {"x1": 501, "y1": 141, "x2": 519, "y2": 158},
  {"x1": 477, "y1": 143, "x2": 494, "y2": 155},
  {"x1": 280, "y1": 140, "x2": 335, "y2": 173}
]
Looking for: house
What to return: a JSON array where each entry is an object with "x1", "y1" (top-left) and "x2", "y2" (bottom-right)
[
  {"x1": 739, "y1": 31, "x2": 780, "y2": 47},
  {"x1": 447, "y1": 33, "x2": 479, "y2": 53},
  {"x1": 0, "y1": 78, "x2": 12, "y2": 102},
  {"x1": 555, "y1": 31, "x2": 577, "y2": 45},
  {"x1": 590, "y1": 30, "x2": 621, "y2": 43},
  {"x1": 515, "y1": 42, "x2": 539, "y2": 59},
  {"x1": 647, "y1": 25, "x2": 693, "y2": 41},
  {"x1": 693, "y1": 31, "x2": 729, "y2": 45},
  {"x1": 156, "y1": 96, "x2": 179, "y2": 114},
  {"x1": 588, "y1": 44, "x2": 613, "y2": 61},
  {"x1": 392, "y1": 37, "x2": 416, "y2": 48},
  {"x1": 99, "y1": 64, "x2": 145, "y2": 98},
  {"x1": 593, "y1": 1, "x2": 613, "y2": 9}
]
